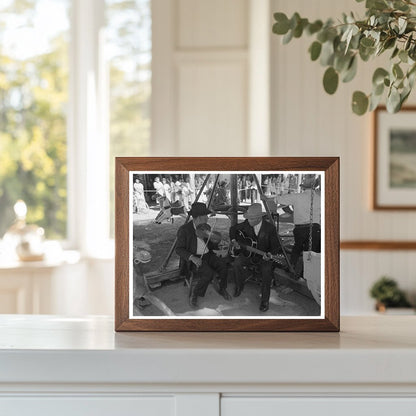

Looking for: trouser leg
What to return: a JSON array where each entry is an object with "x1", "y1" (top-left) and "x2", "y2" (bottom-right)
[
  {"x1": 205, "y1": 252, "x2": 228, "y2": 290},
  {"x1": 290, "y1": 226, "x2": 307, "y2": 268},
  {"x1": 312, "y1": 224, "x2": 321, "y2": 253},
  {"x1": 232, "y1": 255, "x2": 250, "y2": 291},
  {"x1": 260, "y1": 261, "x2": 273, "y2": 303},
  {"x1": 191, "y1": 261, "x2": 214, "y2": 297}
]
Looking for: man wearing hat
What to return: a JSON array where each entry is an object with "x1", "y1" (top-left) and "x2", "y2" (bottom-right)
[
  {"x1": 230, "y1": 203, "x2": 279, "y2": 312},
  {"x1": 176, "y1": 202, "x2": 231, "y2": 308},
  {"x1": 277, "y1": 175, "x2": 321, "y2": 276}
]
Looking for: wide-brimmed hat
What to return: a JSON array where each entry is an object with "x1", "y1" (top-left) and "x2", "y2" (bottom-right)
[
  {"x1": 243, "y1": 203, "x2": 264, "y2": 220},
  {"x1": 189, "y1": 202, "x2": 211, "y2": 217}
]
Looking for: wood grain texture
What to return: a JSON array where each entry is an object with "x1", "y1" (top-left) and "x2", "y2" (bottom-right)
[
  {"x1": 341, "y1": 241, "x2": 416, "y2": 250},
  {"x1": 115, "y1": 159, "x2": 130, "y2": 330},
  {"x1": 325, "y1": 157, "x2": 340, "y2": 331},
  {"x1": 115, "y1": 157, "x2": 340, "y2": 332}
]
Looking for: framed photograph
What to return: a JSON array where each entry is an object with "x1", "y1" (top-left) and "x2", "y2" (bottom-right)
[
  {"x1": 115, "y1": 157, "x2": 339, "y2": 331},
  {"x1": 374, "y1": 106, "x2": 416, "y2": 209}
]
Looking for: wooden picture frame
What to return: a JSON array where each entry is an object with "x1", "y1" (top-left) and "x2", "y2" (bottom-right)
[
  {"x1": 373, "y1": 106, "x2": 416, "y2": 210},
  {"x1": 115, "y1": 157, "x2": 339, "y2": 332}
]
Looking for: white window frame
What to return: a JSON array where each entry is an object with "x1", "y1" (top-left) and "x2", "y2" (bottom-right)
[{"x1": 68, "y1": 0, "x2": 111, "y2": 258}]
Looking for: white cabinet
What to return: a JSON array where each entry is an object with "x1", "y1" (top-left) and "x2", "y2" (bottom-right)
[
  {"x1": 222, "y1": 398, "x2": 416, "y2": 416},
  {"x1": 0, "y1": 316, "x2": 416, "y2": 416},
  {"x1": 1, "y1": 396, "x2": 175, "y2": 416}
]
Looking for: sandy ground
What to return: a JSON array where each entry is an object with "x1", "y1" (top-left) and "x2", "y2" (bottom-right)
[{"x1": 133, "y1": 276, "x2": 320, "y2": 317}]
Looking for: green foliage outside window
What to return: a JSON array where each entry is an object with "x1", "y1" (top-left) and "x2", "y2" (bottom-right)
[{"x1": 0, "y1": 1, "x2": 69, "y2": 238}]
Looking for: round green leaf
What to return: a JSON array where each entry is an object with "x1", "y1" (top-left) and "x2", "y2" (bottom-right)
[
  {"x1": 372, "y1": 68, "x2": 389, "y2": 86},
  {"x1": 320, "y1": 41, "x2": 335, "y2": 66},
  {"x1": 342, "y1": 56, "x2": 358, "y2": 83},
  {"x1": 334, "y1": 52, "x2": 352, "y2": 73},
  {"x1": 400, "y1": 88, "x2": 411, "y2": 107},
  {"x1": 309, "y1": 41, "x2": 322, "y2": 61},
  {"x1": 373, "y1": 82, "x2": 385, "y2": 96},
  {"x1": 352, "y1": 91, "x2": 369, "y2": 115},
  {"x1": 323, "y1": 67, "x2": 339, "y2": 95},
  {"x1": 359, "y1": 44, "x2": 375, "y2": 62},
  {"x1": 273, "y1": 13, "x2": 290, "y2": 35},
  {"x1": 360, "y1": 37, "x2": 375, "y2": 48},
  {"x1": 307, "y1": 20, "x2": 323, "y2": 35},
  {"x1": 369, "y1": 92, "x2": 383, "y2": 112},
  {"x1": 405, "y1": 34, "x2": 413, "y2": 51},
  {"x1": 393, "y1": 63, "x2": 404, "y2": 79},
  {"x1": 290, "y1": 13, "x2": 301, "y2": 30},
  {"x1": 391, "y1": 47, "x2": 399, "y2": 59},
  {"x1": 367, "y1": 0, "x2": 388, "y2": 11},
  {"x1": 399, "y1": 50, "x2": 408, "y2": 63},
  {"x1": 282, "y1": 29, "x2": 293, "y2": 44},
  {"x1": 317, "y1": 30, "x2": 328, "y2": 43},
  {"x1": 384, "y1": 37, "x2": 396, "y2": 50},
  {"x1": 293, "y1": 18, "x2": 308, "y2": 38},
  {"x1": 387, "y1": 87, "x2": 401, "y2": 113}
]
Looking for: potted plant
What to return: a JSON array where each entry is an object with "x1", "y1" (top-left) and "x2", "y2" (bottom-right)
[{"x1": 369, "y1": 276, "x2": 413, "y2": 312}]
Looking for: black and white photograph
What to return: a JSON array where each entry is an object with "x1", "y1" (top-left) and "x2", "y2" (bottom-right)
[{"x1": 129, "y1": 171, "x2": 324, "y2": 319}]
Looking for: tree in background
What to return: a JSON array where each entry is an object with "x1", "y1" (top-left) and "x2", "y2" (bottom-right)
[{"x1": 0, "y1": 1, "x2": 69, "y2": 238}]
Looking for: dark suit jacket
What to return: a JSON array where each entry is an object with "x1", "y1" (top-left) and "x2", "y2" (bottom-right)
[
  {"x1": 176, "y1": 221, "x2": 217, "y2": 274},
  {"x1": 229, "y1": 218, "x2": 279, "y2": 255}
]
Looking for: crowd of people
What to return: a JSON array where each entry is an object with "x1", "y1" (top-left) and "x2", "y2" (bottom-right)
[
  {"x1": 134, "y1": 173, "x2": 307, "y2": 216},
  {"x1": 261, "y1": 174, "x2": 302, "y2": 197},
  {"x1": 152, "y1": 176, "x2": 196, "y2": 210}
]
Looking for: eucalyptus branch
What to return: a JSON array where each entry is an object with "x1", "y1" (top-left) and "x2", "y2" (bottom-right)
[{"x1": 272, "y1": 1, "x2": 416, "y2": 115}]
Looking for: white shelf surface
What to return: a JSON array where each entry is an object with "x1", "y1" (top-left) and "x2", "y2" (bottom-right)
[{"x1": 0, "y1": 315, "x2": 415, "y2": 388}]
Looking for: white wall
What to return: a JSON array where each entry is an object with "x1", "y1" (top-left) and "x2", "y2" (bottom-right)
[{"x1": 152, "y1": 0, "x2": 253, "y2": 156}]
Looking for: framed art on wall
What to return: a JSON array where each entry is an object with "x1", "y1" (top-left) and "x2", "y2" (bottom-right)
[
  {"x1": 374, "y1": 106, "x2": 416, "y2": 210},
  {"x1": 115, "y1": 157, "x2": 339, "y2": 331}
]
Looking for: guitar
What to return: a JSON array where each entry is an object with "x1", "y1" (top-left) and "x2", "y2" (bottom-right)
[{"x1": 230, "y1": 230, "x2": 285, "y2": 266}]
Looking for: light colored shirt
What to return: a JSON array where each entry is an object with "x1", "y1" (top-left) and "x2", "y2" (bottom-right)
[
  {"x1": 277, "y1": 189, "x2": 321, "y2": 225},
  {"x1": 196, "y1": 237, "x2": 209, "y2": 255},
  {"x1": 253, "y1": 221, "x2": 262, "y2": 236},
  {"x1": 193, "y1": 222, "x2": 209, "y2": 255},
  {"x1": 153, "y1": 181, "x2": 164, "y2": 195},
  {"x1": 134, "y1": 182, "x2": 143, "y2": 194}
]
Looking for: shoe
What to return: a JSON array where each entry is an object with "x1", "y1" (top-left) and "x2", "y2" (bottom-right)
[
  {"x1": 219, "y1": 288, "x2": 232, "y2": 301},
  {"x1": 259, "y1": 301, "x2": 269, "y2": 312},
  {"x1": 233, "y1": 286, "x2": 243, "y2": 298},
  {"x1": 189, "y1": 295, "x2": 198, "y2": 308}
]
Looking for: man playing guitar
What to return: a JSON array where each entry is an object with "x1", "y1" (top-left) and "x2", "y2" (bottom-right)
[{"x1": 229, "y1": 203, "x2": 279, "y2": 312}]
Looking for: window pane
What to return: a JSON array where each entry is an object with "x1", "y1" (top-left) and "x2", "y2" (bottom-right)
[
  {"x1": 106, "y1": 0, "x2": 151, "y2": 237},
  {"x1": 0, "y1": 0, "x2": 70, "y2": 239}
]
